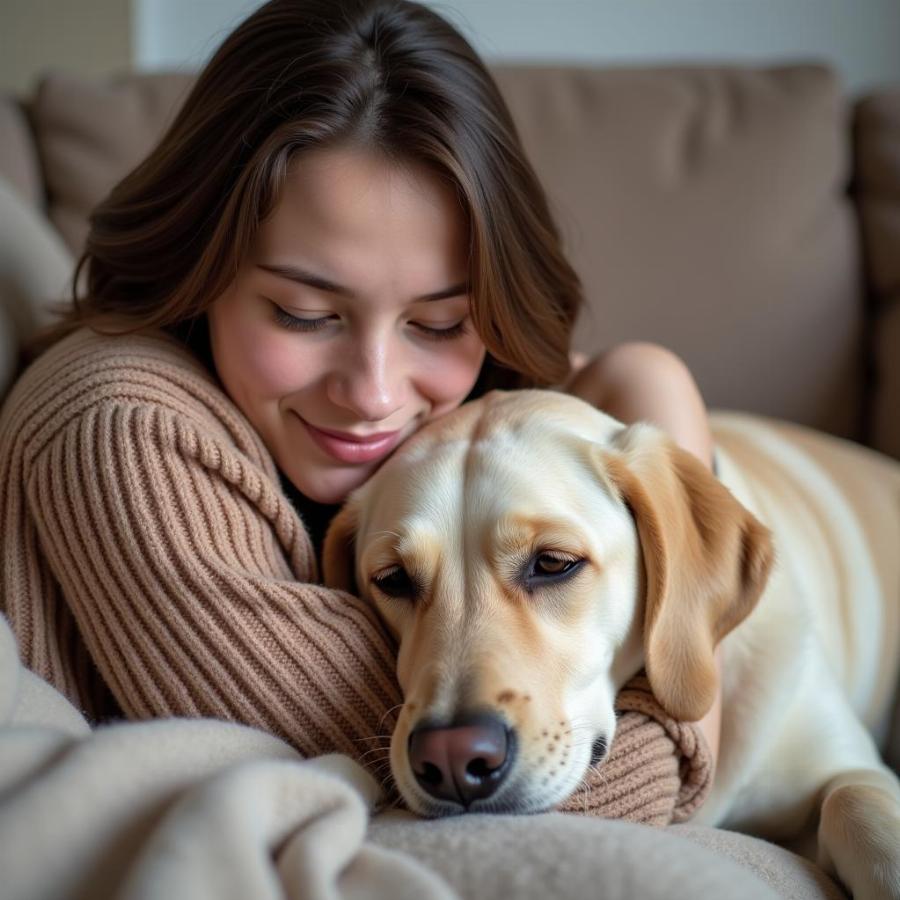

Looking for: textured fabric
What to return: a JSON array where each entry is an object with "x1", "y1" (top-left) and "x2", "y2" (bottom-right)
[
  {"x1": 492, "y1": 63, "x2": 862, "y2": 440},
  {"x1": 370, "y1": 811, "x2": 845, "y2": 900},
  {"x1": 1, "y1": 326, "x2": 711, "y2": 821},
  {"x1": 556, "y1": 675, "x2": 712, "y2": 824},
  {"x1": 672, "y1": 825, "x2": 847, "y2": 900},
  {"x1": 0, "y1": 613, "x2": 455, "y2": 900},
  {"x1": 24, "y1": 64, "x2": 862, "y2": 437},
  {"x1": 1, "y1": 612, "x2": 808, "y2": 900},
  {"x1": 0, "y1": 326, "x2": 404, "y2": 762}
]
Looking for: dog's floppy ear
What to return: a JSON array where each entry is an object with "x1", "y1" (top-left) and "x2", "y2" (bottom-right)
[
  {"x1": 598, "y1": 424, "x2": 774, "y2": 722},
  {"x1": 321, "y1": 501, "x2": 360, "y2": 593}
]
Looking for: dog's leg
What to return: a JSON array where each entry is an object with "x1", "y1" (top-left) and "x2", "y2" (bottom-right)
[
  {"x1": 717, "y1": 648, "x2": 900, "y2": 899},
  {"x1": 795, "y1": 684, "x2": 900, "y2": 900},
  {"x1": 816, "y1": 765, "x2": 900, "y2": 900}
]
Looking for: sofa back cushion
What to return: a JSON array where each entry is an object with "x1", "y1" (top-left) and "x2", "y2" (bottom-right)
[
  {"x1": 24, "y1": 64, "x2": 862, "y2": 437},
  {"x1": 855, "y1": 89, "x2": 900, "y2": 459},
  {"x1": 493, "y1": 64, "x2": 861, "y2": 439}
]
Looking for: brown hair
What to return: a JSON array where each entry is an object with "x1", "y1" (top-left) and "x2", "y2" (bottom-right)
[{"x1": 30, "y1": 0, "x2": 583, "y2": 390}]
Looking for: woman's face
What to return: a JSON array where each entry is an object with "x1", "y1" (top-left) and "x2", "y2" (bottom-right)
[{"x1": 207, "y1": 145, "x2": 487, "y2": 504}]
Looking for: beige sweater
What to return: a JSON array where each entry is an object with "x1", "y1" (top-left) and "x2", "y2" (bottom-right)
[
  {"x1": 0, "y1": 327, "x2": 402, "y2": 758},
  {"x1": 0, "y1": 326, "x2": 710, "y2": 821}
]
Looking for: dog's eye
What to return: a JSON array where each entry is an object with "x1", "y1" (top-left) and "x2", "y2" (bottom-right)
[
  {"x1": 534, "y1": 554, "x2": 575, "y2": 575},
  {"x1": 527, "y1": 553, "x2": 584, "y2": 585},
  {"x1": 371, "y1": 565, "x2": 416, "y2": 599}
]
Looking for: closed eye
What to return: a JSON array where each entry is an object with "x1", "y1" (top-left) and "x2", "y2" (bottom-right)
[
  {"x1": 371, "y1": 565, "x2": 418, "y2": 600},
  {"x1": 414, "y1": 319, "x2": 469, "y2": 341},
  {"x1": 271, "y1": 306, "x2": 336, "y2": 332},
  {"x1": 270, "y1": 301, "x2": 469, "y2": 341}
]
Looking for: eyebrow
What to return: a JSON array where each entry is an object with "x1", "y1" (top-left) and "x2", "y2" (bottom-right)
[{"x1": 256, "y1": 263, "x2": 470, "y2": 303}]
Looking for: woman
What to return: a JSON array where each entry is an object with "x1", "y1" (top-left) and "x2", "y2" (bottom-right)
[{"x1": 0, "y1": 0, "x2": 719, "y2": 770}]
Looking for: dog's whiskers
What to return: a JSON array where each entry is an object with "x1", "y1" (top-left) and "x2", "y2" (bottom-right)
[
  {"x1": 378, "y1": 703, "x2": 404, "y2": 731},
  {"x1": 565, "y1": 725, "x2": 593, "y2": 738},
  {"x1": 565, "y1": 717, "x2": 594, "y2": 735},
  {"x1": 370, "y1": 762, "x2": 394, "y2": 780},
  {"x1": 362, "y1": 756, "x2": 397, "y2": 791},
  {"x1": 357, "y1": 746, "x2": 393, "y2": 763},
  {"x1": 352, "y1": 734, "x2": 392, "y2": 744}
]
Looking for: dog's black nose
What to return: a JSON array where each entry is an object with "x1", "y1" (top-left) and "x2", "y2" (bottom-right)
[{"x1": 408, "y1": 712, "x2": 512, "y2": 807}]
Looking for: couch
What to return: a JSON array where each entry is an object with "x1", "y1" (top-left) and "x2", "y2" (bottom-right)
[{"x1": 1, "y1": 62, "x2": 898, "y2": 900}]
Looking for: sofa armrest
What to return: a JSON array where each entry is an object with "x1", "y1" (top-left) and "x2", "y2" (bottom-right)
[
  {"x1": 0, "y1": 96, "x2": 44, "y2": 210},
  {"x1": 0, "y1": 177, "x2": 74, "y2": 401}
]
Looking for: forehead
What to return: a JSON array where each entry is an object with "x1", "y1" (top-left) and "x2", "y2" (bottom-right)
[
  {"x1": 255, "y1": 145, "x2": 466, "y2": 273},
  {"x1": 356, "y1": 395, "x2": 624, "y2": 552}
]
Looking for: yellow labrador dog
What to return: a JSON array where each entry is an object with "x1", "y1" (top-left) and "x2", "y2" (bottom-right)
[{"x1": 323, "y1": 389, "x2": 900, "y2": 900}]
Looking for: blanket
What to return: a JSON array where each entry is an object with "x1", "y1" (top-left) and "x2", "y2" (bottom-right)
[
  {"x1": 0, "y1": 613, "x2": 714, "y2": 900},
  {"x1": 0, "y1": 613, "x2": 456, "y2": 900}
]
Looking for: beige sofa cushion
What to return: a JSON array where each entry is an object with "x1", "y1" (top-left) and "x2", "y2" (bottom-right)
[
  {"x1": 0, "y1": 98, "x2": 43, "y2": 209},
  {"x1": 494, "y1": 64, "x2": 862, "y2": 440},
  {"x1": 855, "y1": 89, "x2": 900, "y2": 460},
  {"x1": 1, "y1": 605, "x2": 838, "y2": 900},
  {"x1": 28, "y1": 65, "x2": 861, "y2": 439},
  {"x1": 672, "y1": 825, "x2": 846, "y2": 900},
  {"x1": 368, "y1": 811, "x2": 841, "y2": 900},
  {"x1": 31, "y1": 71, "x2": 193, "y2": 255}
]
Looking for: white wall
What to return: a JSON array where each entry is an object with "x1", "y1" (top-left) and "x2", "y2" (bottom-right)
[
  {"x1": 132, "y1": 0, "x2": 257, "y2": 74},
  {"x1": 133, "y1": 0, "x2": 900, "y2": 96}
]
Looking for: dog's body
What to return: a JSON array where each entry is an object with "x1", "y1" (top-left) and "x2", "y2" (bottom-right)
[
  {"x1": 323, "y1": 390, "x2": 900, "y2": 899},
  {"x1": 696, "y1": 414, "x2": 900, "y2": 838}
]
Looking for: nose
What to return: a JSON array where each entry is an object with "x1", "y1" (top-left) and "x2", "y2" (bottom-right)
[
  {"x1": 327, "y1": 335, "x2": 407, "y2": 422},
  {"x1": 407, "y1": 712, "x2": 513, "y2": 808}
]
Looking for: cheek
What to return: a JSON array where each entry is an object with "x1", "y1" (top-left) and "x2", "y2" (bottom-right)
[
  {"x1": 244, "y1": 335, "x2": 309, "y2": 396},
  {"x1": 417, "y1": 342, "x2": 486, "y2": 408},
  {"x1": 220, "y1": 319, "x2": 311, "y2": 398}
]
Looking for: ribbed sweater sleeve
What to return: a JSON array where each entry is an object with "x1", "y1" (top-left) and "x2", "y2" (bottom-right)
[{"x1": 5, "y1": 329, "x2": 401, "y2": 764}]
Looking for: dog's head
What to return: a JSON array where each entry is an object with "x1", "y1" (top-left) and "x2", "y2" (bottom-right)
[{"x1": 323, "y1": 389, "x2": 773, "y2": 816}]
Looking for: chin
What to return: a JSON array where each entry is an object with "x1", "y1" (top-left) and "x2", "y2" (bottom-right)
[{"x1": 295, "y1": 470, "x2": 371, "y2": 506}]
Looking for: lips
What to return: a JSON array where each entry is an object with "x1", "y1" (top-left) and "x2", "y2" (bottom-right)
[
  {"x1": 313, "y1": 425, "x2": 400, "y2": 444},
  {"x1": 297, "y1": 415, "x2": 406, "y2": 464}
]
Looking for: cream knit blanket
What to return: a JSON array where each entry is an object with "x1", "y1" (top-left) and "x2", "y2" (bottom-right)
[
  {"x1": 0, "y1": 613, "x2": 455, "y2": 900},
  {"x1": 0, "y1": 608, "x2": 712, "y2": 900}
]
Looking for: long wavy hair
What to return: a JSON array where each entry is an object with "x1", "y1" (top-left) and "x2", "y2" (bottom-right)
[{"x1": 29, "y1": 0, "x2": 584, "y2": 391}]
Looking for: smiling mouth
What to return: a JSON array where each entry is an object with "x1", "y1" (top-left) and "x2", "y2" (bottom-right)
[{"x1": 296, "y1": 414, "x2": 407, "y2": 464}]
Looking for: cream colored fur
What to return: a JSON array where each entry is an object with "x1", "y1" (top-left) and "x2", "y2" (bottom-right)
[{"x1": 323, "y1": 390, "x2": 900, "y2": 900}]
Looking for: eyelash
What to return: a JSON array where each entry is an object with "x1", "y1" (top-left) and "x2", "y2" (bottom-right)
[{"x1": 271, "y1": 304, "x2": 470, "y2": 342}]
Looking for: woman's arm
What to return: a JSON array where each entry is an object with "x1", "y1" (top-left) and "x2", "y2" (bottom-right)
[
  {"x1": 26, "y1": 399, "x2": 402, "y2": 765},
  {"x1": 564, "y1": 341, "x2": 722, "y2": 766}
]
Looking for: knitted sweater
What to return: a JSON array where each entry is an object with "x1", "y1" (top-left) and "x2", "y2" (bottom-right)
[
  {"x1": 0, "y1": 326, "x2": 711, "y2": 822},
  {"x1": 0, "y1": 326, "x2": 401, "y2": 758}
]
